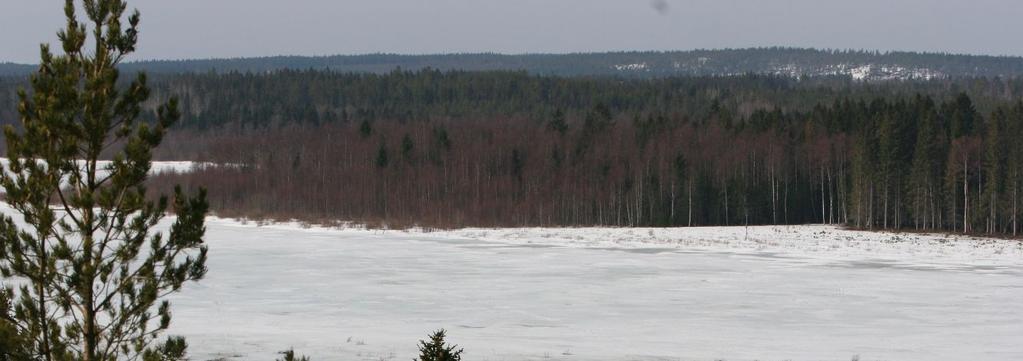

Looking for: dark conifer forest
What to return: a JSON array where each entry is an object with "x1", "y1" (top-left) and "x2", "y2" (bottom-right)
[{"x1": 3, "y1": 68, "x2": 1023, "y2": 235}]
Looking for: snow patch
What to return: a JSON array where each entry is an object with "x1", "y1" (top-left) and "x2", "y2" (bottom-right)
[
  {"x1": 0, "y1": 158, "x2": 210, "y2": 175},
  {"x1": 613, "y1": 62, "x2": 649, "y2": 71},
  {"x1": 850, "y1": 64, "x2": 873, "y2": 81}
]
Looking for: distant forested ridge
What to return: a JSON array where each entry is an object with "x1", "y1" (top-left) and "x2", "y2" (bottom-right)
[
  {"x1": 0, "y1": 62, "x2": 34, "y2": 77},
  {"x1": 5, "y1": 48, "x2": 1023, "y2": 80},
  {"x1": 38, "y1": 70, "x2": 1023, "y2": 131}
]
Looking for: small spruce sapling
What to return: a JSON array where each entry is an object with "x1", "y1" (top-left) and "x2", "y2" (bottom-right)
[
  {"x1": 416, "y1": 329, "x2": 463, "y2": 361},
  {"x1": 276, "y1": 349, "x2": 311, "y2": 361}
]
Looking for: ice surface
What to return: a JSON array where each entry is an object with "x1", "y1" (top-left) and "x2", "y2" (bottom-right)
[
  {"x1": 154, "y1": 219, "x2": 1023, "y2": 361},
  {"x1": 441, "y1": 225, "x2": 1023, "y2": 269}
]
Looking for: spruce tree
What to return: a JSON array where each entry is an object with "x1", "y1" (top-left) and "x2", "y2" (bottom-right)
[
  {"x1": 546, "y1": 109, "x2": 568, "y2": 135},
  {"x1": 910, "y1": 111, "x2": 939, "y2": 229},
  {"x1": 275, "y1": 349, "x2": 310, "y2": 361},
  {"x1": 0, "y1": 1, "x2": 209, "y2": 361},
  {"x1": 948, "y1": 93, "x2": 978, "y2": 140},
  {"x1": 376, "y1": 142, "x2": 390, "y2": 168},
  {"x1": 359, "y1": 119, "x2": 373, "y2": 139},
  {"x1": 983, "y1": 109, "x2": 1006, "y2": 233},
  {"x1": 401, "y1": 134, "x2": 415, "y2": 162},
  {"x1": 415, "y1": 329, "x2": 463, "y2": 361}
]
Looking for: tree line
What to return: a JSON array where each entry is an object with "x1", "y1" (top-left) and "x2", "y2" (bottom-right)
[
  {"x1": 7, "y1": 65, "x2": 1023, "y2": 235},
  {"x1": 150, "y1": 90, "x2": 1023, "y2": 236}
]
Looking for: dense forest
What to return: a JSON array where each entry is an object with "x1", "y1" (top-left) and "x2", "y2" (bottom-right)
[
  {"x1": 5, "y1": 47, "x2": 1023, "y2": 79},
  {"x1": 71, "y1": 69, "x2": 1016, "y2": 237},
  {"x1": 4, "y1": 66, "x2": 1023, "y2": 234},
  {"x1": 6, "y1": 69, "x2": 1023, "y2": 131}
]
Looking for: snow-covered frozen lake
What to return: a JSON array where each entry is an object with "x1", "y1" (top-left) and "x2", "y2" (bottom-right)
[{"x1": 165, "y1": 220, "x2": 1023, "y2": 361}]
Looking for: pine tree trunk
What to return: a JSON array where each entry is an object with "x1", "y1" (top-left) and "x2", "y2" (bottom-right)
[
  {"x1": 724, "y1": 182, "x2": 729, "y2": 225},
  {"x1": 670, "y1": 181, "x2": 676, "y2": 224},
  {"x1": 36, "y1": 246, "x2": 52, "y2": 361},
  {"x1": 784, "y1": 176, "x2": 789, "y2": 224},
  {"x1": 821, "y1": 166, "x2": 826, "y2": 224},
  {"x1": 83, "y1": 165, "x2": 98, "y2": 361},
  {"x1": 688, "y1": 179, "x2": 693, "y2": 227},
  {"x1": 991, "y1": 191, "x2": 996, "y2": 234},
  {"x1": 896, "y1": 193, "x2": 901, "y2": 229},
  {"x1": 978, "y1": 166, "x2": 983, "y2": 232},
  {"x1": 964, "y1": 157, "x2": 969, "y2": 233},
  {"x1": 868, "y1": 185, "x2": 874, "y2": 229},
  {"x1": 883, "y1": 183, "x2": 889, "y2": 229},
  {"x1": 771, "y1": 172, "x2": 777, "y2": 224},
  {"x1": 829, "y1": 167, "x2": 835, "y2": 225}
]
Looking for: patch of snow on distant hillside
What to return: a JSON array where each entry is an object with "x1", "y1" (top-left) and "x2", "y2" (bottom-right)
[
  {"x1": 850, "y1": 64, "x2": 873, "y2": 80},
  {"x1": 613, "y1": 62, "x2": 649, "y2": 71}
]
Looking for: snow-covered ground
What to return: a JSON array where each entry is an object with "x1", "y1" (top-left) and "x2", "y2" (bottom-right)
[
  {"x1": 0, "y1": 158, "x2": 205, "y2": 176},
  {"x1": 152, "y1": 218, "x2": 1023, "y2": 361},
  {"x1": 442, "y1": 225, "x2": 1023, "y2": 270}
]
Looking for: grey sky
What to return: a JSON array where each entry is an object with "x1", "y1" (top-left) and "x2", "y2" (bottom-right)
[{"x1": 2, "y1": 0, "x2": 1022, "y2": 63}]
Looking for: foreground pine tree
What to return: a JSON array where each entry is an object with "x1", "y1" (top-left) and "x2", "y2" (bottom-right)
[
  {"x1": 0, "y1": 1, "x2": 208, "y2": 361},
  {"x1": 0, "y1": 288, "x2": 30, "y2": 361},
  {"x1": 416, "y1": 329, "x2": 463, "y2": 361}
]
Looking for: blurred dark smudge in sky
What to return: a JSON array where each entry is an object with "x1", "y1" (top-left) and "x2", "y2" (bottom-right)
[{"x1": 650, "y1": 0, "x2": 670, "y2": 15}]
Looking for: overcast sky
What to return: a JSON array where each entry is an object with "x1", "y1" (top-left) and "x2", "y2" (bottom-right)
[{"x1": 2, "y1": 0, "x2": 1022, "y2": 63}]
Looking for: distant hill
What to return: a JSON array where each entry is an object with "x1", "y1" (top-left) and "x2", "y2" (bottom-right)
[
  {"x1": 4, "y1": 48, "x2": 1023, "y2": 80},
  {"x1": 0, "y1": 62, "x2": 35, "y2": 77}
]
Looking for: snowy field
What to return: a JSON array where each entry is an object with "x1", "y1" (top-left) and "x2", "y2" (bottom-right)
[{"x1": 149, "y1": 218, "x2": 1023, "y2": 361}]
